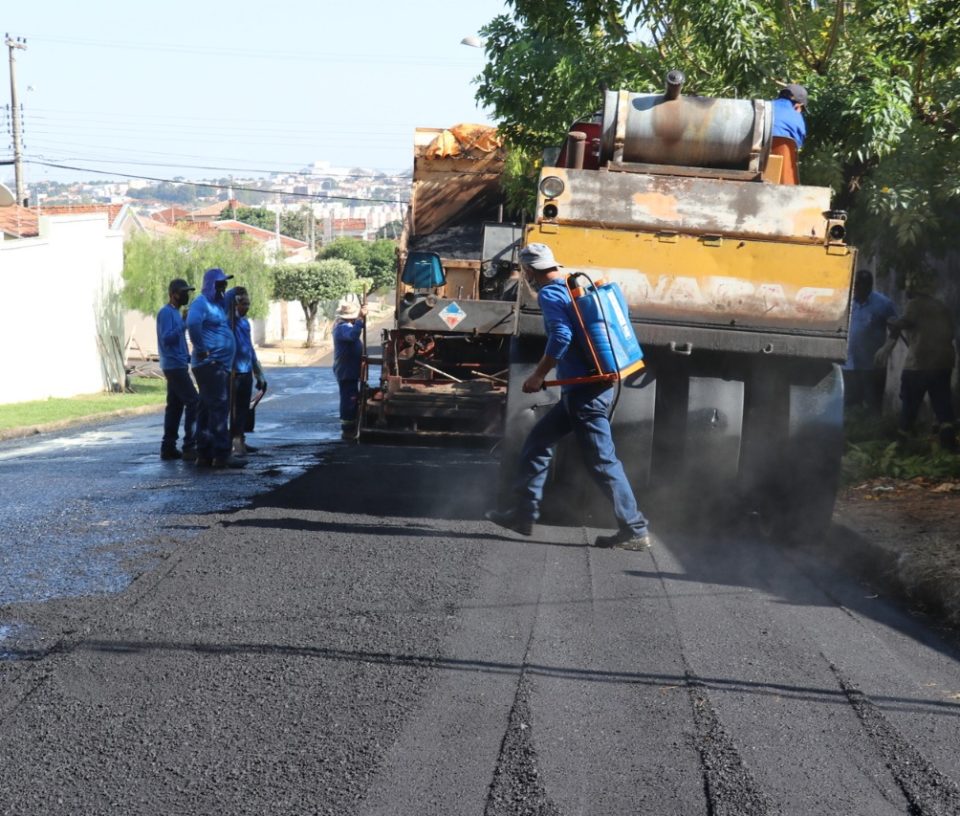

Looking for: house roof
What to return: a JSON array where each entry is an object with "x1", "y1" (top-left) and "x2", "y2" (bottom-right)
[
  {"x1": 213, "y1": 219, "x2": 309, "y2": 250},
  {"x1": 187, "y1": 200, "x2": 235, "y2": 219},
  {"x1": 151, "y1": 206, "x2": 191, "y2": 224},
  {"x1": 0, "y1": 205, "x2": 38, "y2": 238}
]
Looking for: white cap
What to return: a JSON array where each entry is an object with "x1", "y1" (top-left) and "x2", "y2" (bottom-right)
[{"x1": 518, "y1": 243, "x2": 560, "y2": 271}]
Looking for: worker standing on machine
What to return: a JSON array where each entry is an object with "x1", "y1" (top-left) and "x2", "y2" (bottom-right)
[{"x1": 485, "y1": 243, "x2": 650, "y2": 549}]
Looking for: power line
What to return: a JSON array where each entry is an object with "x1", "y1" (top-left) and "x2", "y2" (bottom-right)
[
  {"x1": 27, "y1": 152, "x2": 411, "y2": 179},
  {"x1": 27, "y1": 34, "x2": 477, "y2": 67},
  {"x1": 25, "y1": 159, "x2": 411, "y2": 204}
]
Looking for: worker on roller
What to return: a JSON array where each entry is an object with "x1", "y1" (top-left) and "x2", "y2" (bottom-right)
[
  {"x1": 771, "y1": 83, "x2": 808, "y2": 149},
  {"x1": 485, "y1": 243, "x2": 651, "y2": 550}
]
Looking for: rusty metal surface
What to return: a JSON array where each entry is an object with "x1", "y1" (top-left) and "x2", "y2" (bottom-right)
[
  {"x1": 410, "y1": 128, "x2": 505, "y2": 238},
  {"x1": 540, "y1": 168, "x2": 832, "y2": 242},
  {"x1": 601, "y1": 91, "x2": 771, "y2": 170}
]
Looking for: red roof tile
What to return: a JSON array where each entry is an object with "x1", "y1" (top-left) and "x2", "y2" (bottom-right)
[
  {"x1": 0, "y1": 205, "x2": 38, "y2": 237},
  {"x1": 151, "y1": 206, "x2": 191, "y2": 224},
  {"x1": 213, "y1": 219, "x2": 308, "y2": 250}
]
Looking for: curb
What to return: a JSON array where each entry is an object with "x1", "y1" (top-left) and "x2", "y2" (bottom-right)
[
  {"x1": 0, "y1": 403, "x2": 165, "y2": 443},
  {"x1": 823, "y1": 522, "x2": 957, "y2": 629}
]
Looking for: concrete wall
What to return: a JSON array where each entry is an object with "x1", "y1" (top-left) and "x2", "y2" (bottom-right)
[
  {"x1": 124, "y1": 299, "x2": 312, "y2": 360},
  {"x1": 0, "y1": 214, "x2": 124, "y2": 405}
]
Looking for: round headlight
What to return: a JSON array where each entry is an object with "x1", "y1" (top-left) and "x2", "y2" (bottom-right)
[{"x1": 539, "y1": 175, "x2": 565, "y2": 199}]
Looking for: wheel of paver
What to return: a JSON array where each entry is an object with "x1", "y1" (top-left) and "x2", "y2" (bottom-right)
[{"x1": 739, "y1": 360, "x2": 844, "y2": 546}]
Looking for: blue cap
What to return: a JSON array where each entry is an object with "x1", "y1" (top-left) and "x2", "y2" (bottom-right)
[{"x1": 206, "y1": 267, "x2": 233, "y2": 282}]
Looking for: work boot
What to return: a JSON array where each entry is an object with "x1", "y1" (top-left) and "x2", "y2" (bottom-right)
[
  {"x1": 181, "y1": 447, "x2": 198, "y2": 462},
  {"x1": 595, "y1": 529, "x2": 651, "y2": 550},
  {"x1": 212, "y1": 455, "x2": 247, "y2": 469},
  {"x1": 195, "y1": 456, "x2": 213, "y2": 468},
  {"x1": 484, "y1": 508, "x2": 534, "y2": 537},
  {"x1": 160, "y1": 448, "x2": 182, "y2": 461}
]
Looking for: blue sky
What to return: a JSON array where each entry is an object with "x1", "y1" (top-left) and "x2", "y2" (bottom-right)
[{"x1": 3, "y1": 0, "x2": 511, "y2": 185}]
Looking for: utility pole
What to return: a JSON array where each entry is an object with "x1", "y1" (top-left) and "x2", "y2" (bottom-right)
[{"x1": 5, "y1": 34, "x2": 27, "y2": 207}]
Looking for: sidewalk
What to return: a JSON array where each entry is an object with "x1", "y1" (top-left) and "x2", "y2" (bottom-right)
[{"x1": 829, "y1": 479, "x2": 960, "y2": 628}]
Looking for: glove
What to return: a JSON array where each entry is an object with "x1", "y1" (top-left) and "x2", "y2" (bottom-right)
[
  {"x1": 256, "y1": 378, "x2": 267, "y2": 393},
  {"x1": 873, "y1": 339, "x2": 895, "y2": 368}
]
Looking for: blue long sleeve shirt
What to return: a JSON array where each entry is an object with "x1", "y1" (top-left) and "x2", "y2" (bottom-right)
[
  {"x1": 232, "y1": 315, "x2": 259, "y2": 374},
  {"x1": 538, "y1": 280, "x2": 592, "y2": 391},
  {"x1": 156, "y1": 303, "x2": 190, "y2": 370},
  {"x1": 333, "y1": 319, "x2": 364, "y2": 381},
  {"x1": 186, "y1": 294, "x2": 235, "y2": 368},
  {"x1": 771, "y1": 97, "x2": 807, "y2": 149},
  {"x1": 845, "y1": 291, "x2": 899, "y2": 370}
]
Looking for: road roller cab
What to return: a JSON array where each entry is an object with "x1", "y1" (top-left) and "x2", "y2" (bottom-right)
[{"x1": 502, "y1": 72, "x2": 857, "y2": 539}]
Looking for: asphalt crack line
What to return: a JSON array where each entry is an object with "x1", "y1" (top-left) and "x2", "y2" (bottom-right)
[
  {"x1": 484, "y1": 549, "x2": 562, "y2": 816},
  {"x1": 650, "y1": 548, "x2": 779, "y2": 816},
  {"x1": 831, "y1": 664, "x2": 960, "y2": 816}
]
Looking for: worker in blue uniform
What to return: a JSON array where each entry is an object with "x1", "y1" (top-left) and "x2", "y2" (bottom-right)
[
  {"x1": 333, "y1": 299, "x2": 367, "y2": 439},
  {"x1": 485, "y1": 243, "x2": 650, "y2": 550},
  {"x1": 225, "y1": 286, "x2": 266, "y2": 457},
  {"x1": 156, "y1": 278, "x2": 199, "y2": 460},
  {"x1": 771, "y1": 83, "x2": 808, "y2": 148},
  {"x1": 187, "y1": 267, "x2": 244, "y2": 469}
]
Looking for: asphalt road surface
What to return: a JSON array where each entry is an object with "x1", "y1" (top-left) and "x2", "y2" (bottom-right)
[{"x1": 2, "y1": 370, "x2": 960, "y2": 815}]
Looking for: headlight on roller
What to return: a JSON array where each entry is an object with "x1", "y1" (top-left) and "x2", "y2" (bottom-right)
[{"x1": 539, "y1": 176, "x2": 565, "y2": 198}]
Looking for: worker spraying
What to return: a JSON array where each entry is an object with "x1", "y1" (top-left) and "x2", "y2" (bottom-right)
[{"x1": 485, "y1": 243, "x2": 650, "y2": 550}]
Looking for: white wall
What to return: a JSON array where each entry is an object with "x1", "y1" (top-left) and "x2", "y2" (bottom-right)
[{"x1": 0, "y1": 214, "x2": 124, "y2": 404}]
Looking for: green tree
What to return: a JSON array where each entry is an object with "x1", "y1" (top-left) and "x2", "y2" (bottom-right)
[
  {"x1": 122, "y1": 233, "x2": 273, "y2": 319},
  {"x1": 319, "y1": 237, "x2": 396, "y2": 292},
  {"x1": 273, "y1": 259, "x2": 356, "y2": 346},
  {"x1": 375, "y1": 220, "x2": 403, "y2": 240},
  {"x1": 475, "y1": 1, "x2": 960, "y2": 276}
]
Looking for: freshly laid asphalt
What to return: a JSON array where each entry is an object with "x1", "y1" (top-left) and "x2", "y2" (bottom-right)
[{"x1": 2, "y1": 427, "x2": 960, "y2": 814}]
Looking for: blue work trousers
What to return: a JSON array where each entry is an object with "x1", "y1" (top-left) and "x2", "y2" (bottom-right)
[
  {"x1": 162, "y1": 367, "x2": 198, "y2": 452},
  {"x1": 514, "y1": 384, "x2": 647, "y2": 535},
  {"x1": 338, "y1": 379, "x2": 360, "y2": 428},
  {"x1": 192, "y1": 363, "x2": 232, "y2": 459}
]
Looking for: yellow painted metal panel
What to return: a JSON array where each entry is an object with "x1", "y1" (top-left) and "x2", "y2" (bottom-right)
[{"x1": 529, "y1": 224, "x2": 855, "y2": 333}]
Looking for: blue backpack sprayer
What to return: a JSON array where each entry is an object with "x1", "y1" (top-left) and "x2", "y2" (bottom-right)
[{"x1": 543, "y1": 273, "x2": 645, "y2": 389}]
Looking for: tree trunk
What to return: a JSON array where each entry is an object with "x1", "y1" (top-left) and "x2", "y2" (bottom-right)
[{"x1": 303, "y1": 302, "x2": 318, "y2": 347}]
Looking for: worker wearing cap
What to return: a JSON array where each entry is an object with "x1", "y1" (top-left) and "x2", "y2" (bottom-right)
[
  {"x1": 771, "y1": 83, "x2": 808, "y2": 149},
  {"x1": 187, "y1": 267, "x2": 244, "y2": 468},
  {"x1": 333, "y1": 298, "x2": 368, "y2": 439},
  {"x1": 485, "y1": 243, "x2": 650, "y2": 550},
  {"x1": 157, "y1": 278, "x2": 199, "y2": 461}
]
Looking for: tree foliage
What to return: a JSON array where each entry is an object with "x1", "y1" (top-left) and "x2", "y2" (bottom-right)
[
  {"x1": 273, "y1": 259, "x2": 356, "y2": 346},
  {"x1": 319, "y1": 237, "x2": 396, "y2": 292},
  {"x1": 122, "y1": 233, "x2": 273, "y2": 319},
  {"x1": 475, "y1": 1, "x2": 960, "y2": 276}
]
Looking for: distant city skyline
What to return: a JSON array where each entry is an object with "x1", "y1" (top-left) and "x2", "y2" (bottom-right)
[{"x1": 3, "y1": 0, "x2": 509, "y2": 186}]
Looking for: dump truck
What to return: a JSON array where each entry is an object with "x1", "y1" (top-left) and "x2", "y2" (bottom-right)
[
  {"x1": 359, "y1": 125, "x2": 522, "y2": 442},
  {"x1": 500, "y1": 73, "x2": 857, "y2": 539}
]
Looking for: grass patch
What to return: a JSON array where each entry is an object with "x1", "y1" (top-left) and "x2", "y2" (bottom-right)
[
  {"x1": 0, "y1": 377, "x2": 166, "y2": 432},
  {"x1": 842, "y1": 411, "x2": 960, "y2": 484}
]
